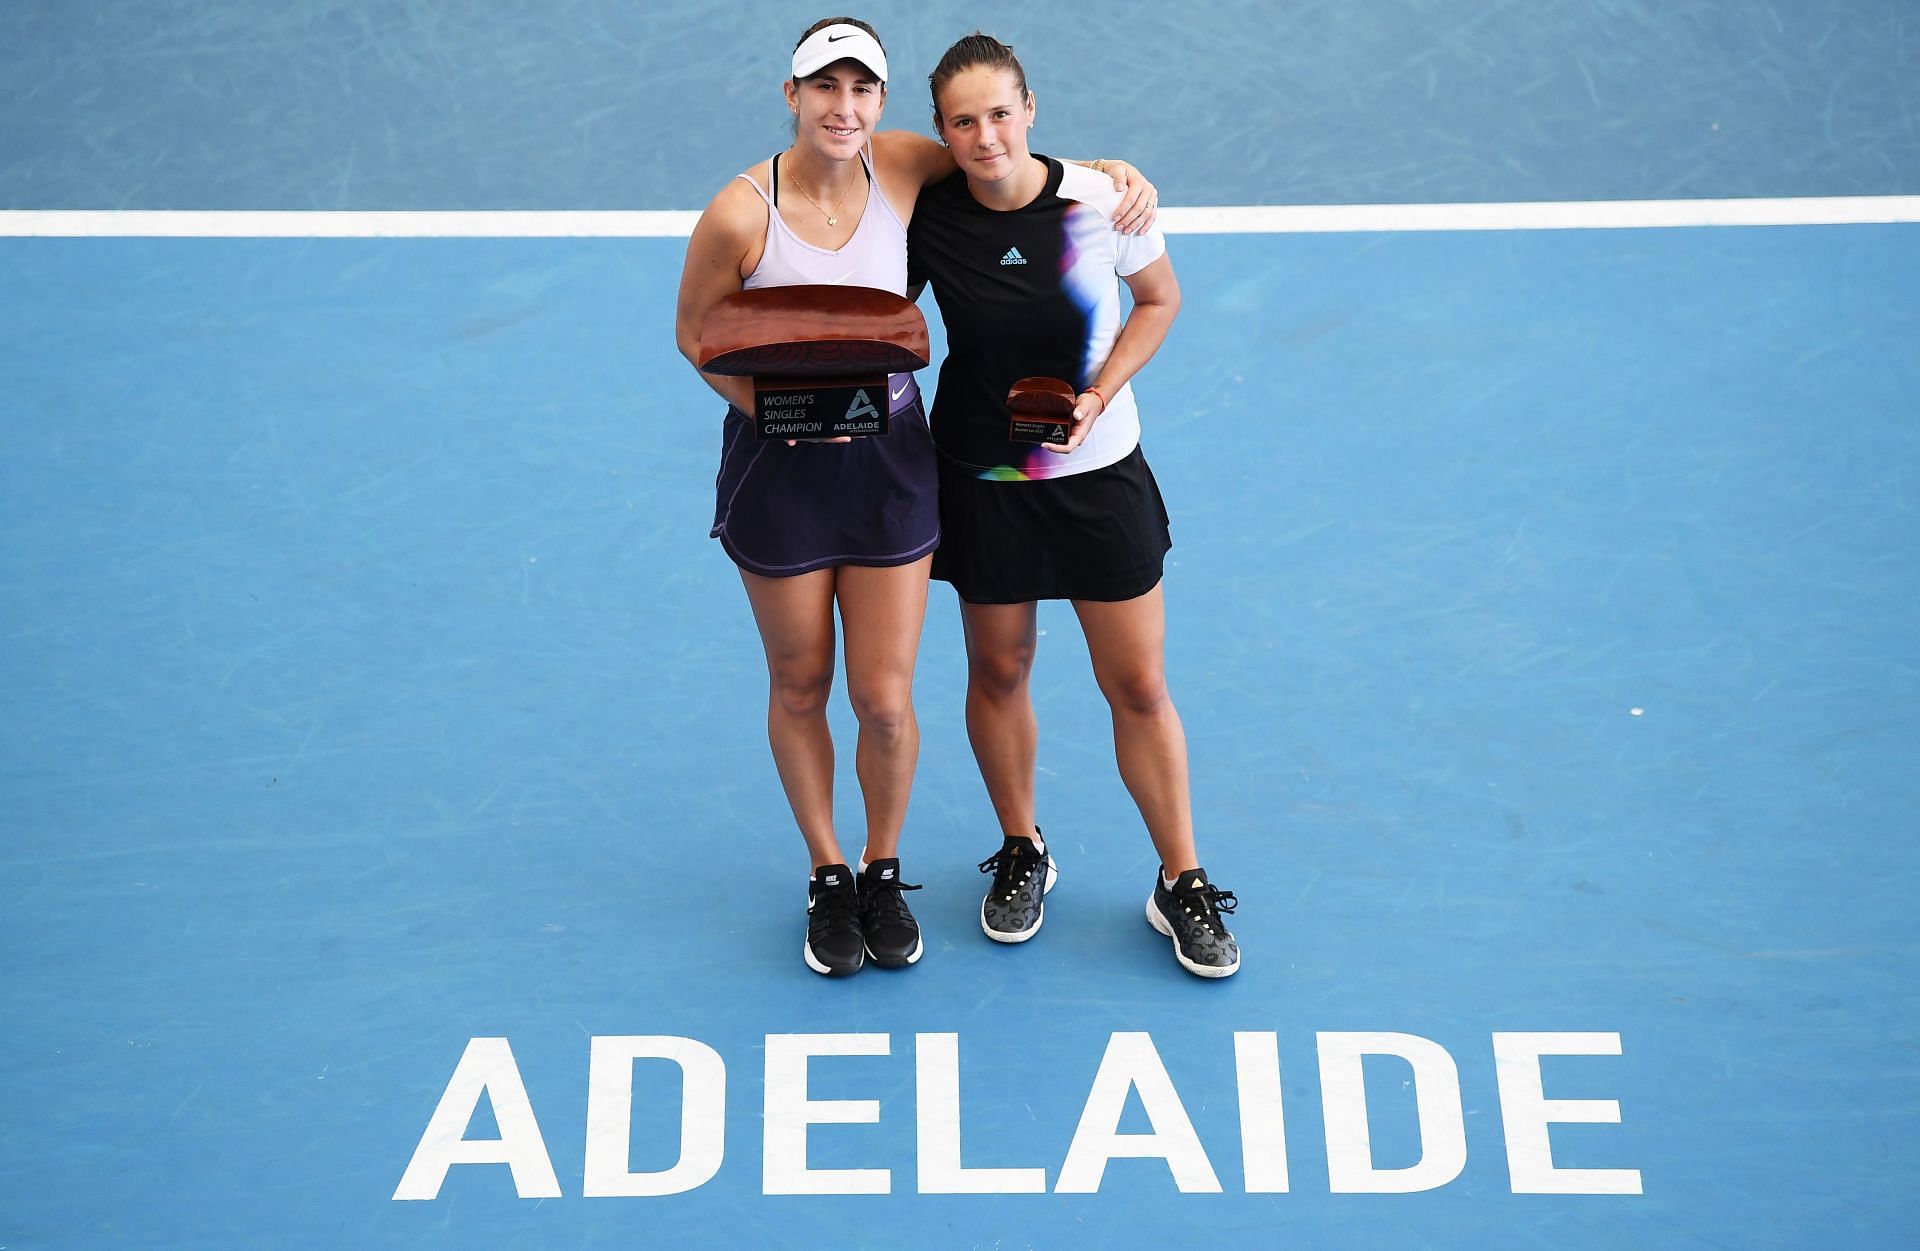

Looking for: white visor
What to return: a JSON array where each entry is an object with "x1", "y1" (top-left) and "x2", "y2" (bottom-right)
[{"x1": 791, "y1": 24, "x2": 888, "y2": 85}]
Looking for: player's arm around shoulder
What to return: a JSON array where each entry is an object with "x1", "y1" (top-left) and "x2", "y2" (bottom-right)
[
  {"x1": 872, "y1": 130, "x2": 955, "y2": 224},
  {"x1": 1054, "y1": 155, "x2": 1159, "y2": 235}
]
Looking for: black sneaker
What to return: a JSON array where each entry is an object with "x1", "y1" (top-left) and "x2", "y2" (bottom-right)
[
  {"x1": 977, "y1": 831, "x2": 1057, "y2": 943},
  {"x1": 805, "y1": 863, "x2": 864, "y2": 977},
  {"x1": 858, "y1": 858, "x2": 924, "y2": 968},
  {"x1": 1147, "y1": 868, "x2": 1240, "y2": 978}
]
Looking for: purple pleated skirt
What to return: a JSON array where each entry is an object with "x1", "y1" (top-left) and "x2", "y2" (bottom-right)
[{"x1": 710, "y1": 374, "x2": 940, "y2": 577}]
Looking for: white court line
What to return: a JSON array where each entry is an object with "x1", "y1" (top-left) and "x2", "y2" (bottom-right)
[
  {"x1": 0, "y1": 210, "x2": 704, "y2": 238},
  {"x1": 2, "y1": 197, "x2": 1918, "y2": 237},
  {"x1": 1164, "y1": 196, "x2": 1920, "y2": 233}
]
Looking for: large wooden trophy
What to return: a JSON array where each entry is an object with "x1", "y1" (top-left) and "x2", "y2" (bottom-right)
[{"x1": 698, "y1": 284, "x2": 929, "y2": 440}]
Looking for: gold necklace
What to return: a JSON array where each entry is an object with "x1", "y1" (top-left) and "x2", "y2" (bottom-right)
[{"x1": 788, "y1": 156, "x2": 856, "y2": 228}]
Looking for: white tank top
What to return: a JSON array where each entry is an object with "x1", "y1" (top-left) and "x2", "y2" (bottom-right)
[
  {"x1": 734, "y1": 147, "x2": 918, "y2": 410},
  {"x1": 735, "y1": 147, "x2": 909, "y2": 296}
]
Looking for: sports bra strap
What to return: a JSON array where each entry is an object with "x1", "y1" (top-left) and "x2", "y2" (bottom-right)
[
  {"x1": 735, "y1": 150, "x2": 872, "y2": 209},
  {"x1": 733, "y1": 164, "x2": 775, "y2": 207}
]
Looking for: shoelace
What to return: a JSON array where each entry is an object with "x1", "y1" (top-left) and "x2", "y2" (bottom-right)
[
  {"x1": 862, "y1": 873, "x2": 922, "y2": 926},
  {"x1": 977, "y1": 845, "x2": 1041, "y2": 901},
  {"x1": 1172, "y1": 882, "x2": 1238, "y2": 934},
  {"x1": 810, "y1": 882, "x2": 862, "y2": 936}
]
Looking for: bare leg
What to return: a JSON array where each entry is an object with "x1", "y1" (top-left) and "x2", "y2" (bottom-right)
[
  {"x1": 959, "y1": 600, "x2": 1042, "y2": 843},
  {"x1": 836, "y1": 557, "x2": 933, "y2": 863},
  {"x1": 739, "y1": 566, "x2": 843, "y2": 869},
  {"x1": 1073, "y1": 584, "x2": 1198, "y2": 876}
]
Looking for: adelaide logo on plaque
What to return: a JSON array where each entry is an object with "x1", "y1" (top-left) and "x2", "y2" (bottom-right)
[{"x1": 698, "y1": 285, "x2": 930, "y2": 440}]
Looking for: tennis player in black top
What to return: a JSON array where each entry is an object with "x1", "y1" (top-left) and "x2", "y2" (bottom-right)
[{"x1": 908, "y1": 34, "x2": 1241, "y2": 976}]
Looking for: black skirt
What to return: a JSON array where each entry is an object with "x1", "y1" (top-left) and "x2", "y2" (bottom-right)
[{"x1": 933, "y1": 444, "x2": 1172, "y2": 604}]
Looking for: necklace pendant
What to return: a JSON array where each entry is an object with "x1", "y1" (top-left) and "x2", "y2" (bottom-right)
[{"x1": 826, "y1": 215, "x2": 838, "y2": 227}]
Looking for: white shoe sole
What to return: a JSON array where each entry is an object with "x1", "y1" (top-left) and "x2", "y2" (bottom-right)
[
  {"x1": 804, "y1": 939, "x2": 863, "y2": 976},
  {"x1": 981, "y1": 856, "x2": 1058, "y2": 943},
  {"x1": 867, "y1": 934, "x2": 924, "y2": 967},
  {"x1": 1145, "y1": 895, "x2": 1240, "y2": 978}
]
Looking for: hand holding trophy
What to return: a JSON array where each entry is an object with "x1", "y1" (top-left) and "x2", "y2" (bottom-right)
[{"x1": 1006, "y1": 375, "x2": 1077, "y2": 447}]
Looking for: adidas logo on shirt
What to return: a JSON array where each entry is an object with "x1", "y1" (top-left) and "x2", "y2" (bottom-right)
[{"x1": 999, "y1": 247, "x2": 1027, "y2": 266}]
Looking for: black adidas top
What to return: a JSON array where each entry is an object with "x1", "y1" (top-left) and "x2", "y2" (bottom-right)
[{"x1": 908, "y1": 155, "x2": 1167, "y2": 480}]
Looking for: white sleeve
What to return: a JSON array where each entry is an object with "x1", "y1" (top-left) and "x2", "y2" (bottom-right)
[
  {"x1": 1113, "y1": 223, "x2": 1167, "y2": 276},
  {"x1": 1055, "y1": 161, "x2": 1169, "y2": 276}
]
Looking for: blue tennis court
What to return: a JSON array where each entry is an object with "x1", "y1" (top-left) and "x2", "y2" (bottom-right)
[{"x1": 3, "y1": 3, "x2": 1917, "y2": 1248}]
